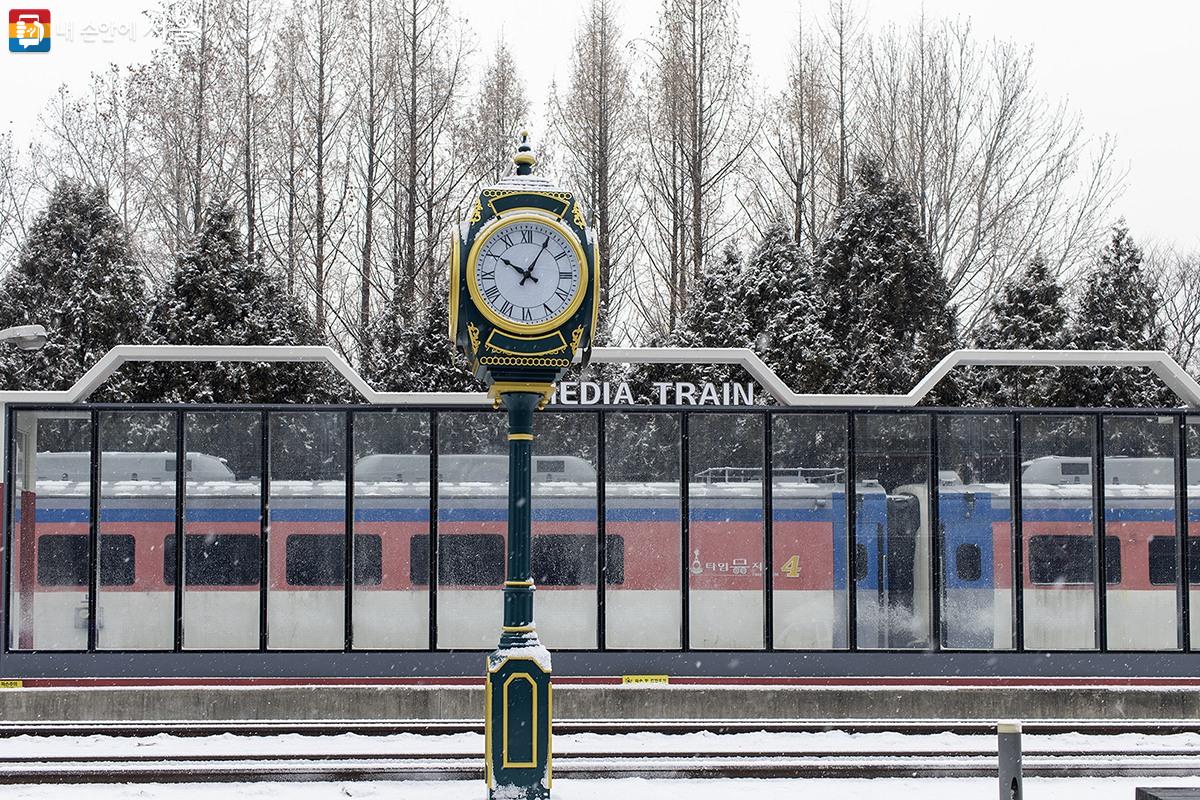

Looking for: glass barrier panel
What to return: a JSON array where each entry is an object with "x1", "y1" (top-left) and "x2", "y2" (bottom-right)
[
  {"x1": 181, "y1": 411, "x2": 261, "y2": 650},
  {"x1": 771, "y1": 413, "x2": 848, "y2": 649},
  {"x1": 96, "y1": 411, "x2": 176, "y2": 651},
  {"x1": 605, "y1": 412, "x2": 682, "y2": 649},
  {"x1": 436, "y1": 411, "x2": 507, "y2": 648},
  {"x1": 688, "y1": 413, "x2": 764, "y2": 650},
  {"x1": 8, "y1": 411, "x2": 92, "y2": 650},
  {"x1": 854, "y1": 413, "x2": 931, "y2": 649},
  {"x1": 1102, "y1": 415, "x2": 1179, "y2": 650},
  {"x1": 352, "y1": 410, "x2": 430, "y2": 649},
  {"x1": 1020, "y1": 414, "x2": 1097, "y2": 650},
  {"x1": 268, "y1": 411, "x2": 346, "y2": 649},
  {"x1": 937, "y1": 415, "x2": 1014, "y2": 650},
  {"x1": 531, "y1": 411, "x2": 597, "y2": 650}
]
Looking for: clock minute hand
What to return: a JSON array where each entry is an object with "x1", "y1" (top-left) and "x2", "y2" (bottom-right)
[{"x1": 520, "y1": 238, "x2": 550, "y2": 285}]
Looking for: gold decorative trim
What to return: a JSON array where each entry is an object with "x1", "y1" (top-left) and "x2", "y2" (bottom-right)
[
  {"x1": 488, "y1": 381, "x2": 555, "y2": 409},
  {"x1": 590, "y1": 237, "x2": 601, "y2": 335},
  {"x1": 469, "y1": 197, "x2": 483, "y2": 225},
  {"x1": 502, "y1": 624, "x2": 535, "y2": 633},
  {"x1": 547, "y1": 683, "x2": 553, "y2": 788},
  {"x1": 508, "y1": 433, "x2": 534, "y2": 441},
  {"x1": 568, "y1": 325, "x2": 584, "y2": 353},
  {"x1": 485, "y1": 328, "x2": 568, "y2": 357},
  {"x1": 479, "y1": 356, "x2": 570, "y2": 368},
  {"x1": 465, "y1": 211, "x2": 589, "y2": 336},
  {"x1": 467, "y1": 322, "x2": 481, "y2": 356},
  {"x1": 502, "y1": 673, "x2": 538, "y2": 769},
  {"x1": 447, "y1": 232, "x2": 462, "y2": 343},
  {"x1": 483, "y1": 189, "x2": 572, "y2": 219},
  {"x1": 505, "y1": 579, "x2": 533, "y2": 587},
  {"x1": 485, "y1": 677, "x2": 494, "y2": 788},
  {"x1": 571, "y1": 200, "x2": 587, "y2": 230}
]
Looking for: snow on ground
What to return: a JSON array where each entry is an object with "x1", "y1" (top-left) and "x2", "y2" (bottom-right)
[{"x1": 5, "y1": 778, "x2": 1200, "y2": 800}]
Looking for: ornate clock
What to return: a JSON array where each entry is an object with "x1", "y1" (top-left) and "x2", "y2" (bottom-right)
[
  {"x1": 450, "y1": 134, "x2": 599, "y2": 405},
  {"x1": 448, "y1": 132, "x2": 597, "y2": 800}
]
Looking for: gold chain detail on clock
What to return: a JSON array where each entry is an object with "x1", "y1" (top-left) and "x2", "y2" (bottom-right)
[
  {"x1": 571, "y1": 202, "x2": 586, "y2": 230},
  {"x1": 478, "y1": 356, "x2": 572, "y2": 368},
  {"x1": 467, "y1": 322, "x2": 481, "y2": 355},
  {"x1": 569, "y1": 325, "x2": 584, "y2": 352},
  {"x1": 469, "y1": 198, "x2": 483, "y2": 225}
]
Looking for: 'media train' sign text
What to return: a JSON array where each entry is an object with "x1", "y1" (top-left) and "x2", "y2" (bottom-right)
[{"x1": 550, "y1": 381, "x2": 756, "y2": 406}]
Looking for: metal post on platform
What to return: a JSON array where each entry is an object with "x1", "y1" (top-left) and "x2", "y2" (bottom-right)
[
  {"x1": 486, "y1": 390, "x2": 552, "y2": 799},
  {"x1": 998, "y1": 720, "x2": 1023, "y2": 800}
]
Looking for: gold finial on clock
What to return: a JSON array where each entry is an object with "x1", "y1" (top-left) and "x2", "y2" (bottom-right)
[{"x1": 513, "y1": 130, "x2": 537, "y2": 176}]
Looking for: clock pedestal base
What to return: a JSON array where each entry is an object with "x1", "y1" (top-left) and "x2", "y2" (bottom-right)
[{"x1": 485, "y1": 391, "x2": 553, "y2": 799}]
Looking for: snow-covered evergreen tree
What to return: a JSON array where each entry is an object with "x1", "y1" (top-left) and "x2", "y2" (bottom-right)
[
  {"x1": 973, "y1": 255, "x2": 1069, "y2": 406},
  {"x1": 141, "y1": 201, "x2": 344, "y2": 403},
  {"x1": 363, "y1": 282, "x2": 477, "y2": 393},
  {"x1": 0, "y1": 181, "x2": 149, "y2": 397},
  {"x1": 811, "y1": 158, "x2": 958, "y2": 397},
  {"x1": 737, "y1": 223, "x2": 831, "y2": 393},
  {"x1": 626, "y1": 244, "x2": 753, "y2": 398},
  {"x1": 1064, "y1": 224, "x2": 1172, "y2": 407}
]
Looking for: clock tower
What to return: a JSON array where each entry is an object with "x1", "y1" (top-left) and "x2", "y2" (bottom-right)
[{"x1": 449, "y1": 132, "x2": 599, "y2": 799}]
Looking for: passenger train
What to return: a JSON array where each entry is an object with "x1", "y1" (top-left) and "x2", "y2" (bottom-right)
[{"x1": 6, "y1": 450, "x2": 1197, "y2": 651}]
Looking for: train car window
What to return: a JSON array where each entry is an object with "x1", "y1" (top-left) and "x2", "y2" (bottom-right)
[
  {"x1": 1148, "y1": 536, "x2": 1200, "y2": 585},
  {"x1": 410, "y1": 534, "x2": 505, "y2": 586},
  {"x1": 36, "y1": 534, "x2": 135, "y2": 586},
  {"x1": 955, "y1": 543, "x2": 982, "y2": 582},
  {"x1": 536, "y1": 459, "x2": 565, "y2": 474},
  {"x1": 162, "y1": 534, "x2": 260, "y2": 586},
  {"x1": 284, "y1": 534, "x2": 382, "y2": 586},
  {"x1": 1061, "y1": 462, "x2": 1091, "y2": 476},
  {"x1": 526, "y1": 534, "x2": 626, "y2": 586},
  {"x1": 854, "y1": 543, "x2": 868, "y2": 582},
  {"x1": 1028, "y1": 535, "x2": 1121, "y2": 585}
]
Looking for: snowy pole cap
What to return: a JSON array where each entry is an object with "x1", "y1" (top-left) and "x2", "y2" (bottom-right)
[
  {"x1": 997, "y1": 720, "x2": 1022, "y2": 734},
  {"x1": 513, "y1": 130, "x2": 537, "y2": 176}
]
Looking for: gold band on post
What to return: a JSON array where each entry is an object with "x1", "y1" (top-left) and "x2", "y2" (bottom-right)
[
  {"x1": 505, "y1": 580, "x2": 533, "y2": 587},
  {"x1": 508, "y1": 433, "x2": 534, "y2": 441},
  {"x1": 502, "y1": 625, "x2": 534, "y2": 633}
]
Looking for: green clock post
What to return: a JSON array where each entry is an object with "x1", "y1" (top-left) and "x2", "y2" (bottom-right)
[{"x1": 449, "y1": 132, "x2": 599, "y2": 799}]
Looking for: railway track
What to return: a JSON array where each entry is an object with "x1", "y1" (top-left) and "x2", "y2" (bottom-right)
[
  {"x1": 5, "y1": 718, "x2": 1200, "y2": 737},
  {"x1": 3, "y1": 749, "x2": 1200, "y2": 783}
]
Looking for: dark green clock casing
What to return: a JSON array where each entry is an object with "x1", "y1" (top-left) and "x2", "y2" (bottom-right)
[{"x1": 449, "y1": 138, "x2": 599, "y2": 404}]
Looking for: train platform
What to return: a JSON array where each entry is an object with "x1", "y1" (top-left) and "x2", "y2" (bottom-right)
[{"x1": 5, "y1": 678, "x2": 1200, "y2": 724}]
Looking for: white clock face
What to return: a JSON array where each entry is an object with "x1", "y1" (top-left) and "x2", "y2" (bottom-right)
[{"x1": 472, "y1": 218, "x2": 583, "y2": 327}]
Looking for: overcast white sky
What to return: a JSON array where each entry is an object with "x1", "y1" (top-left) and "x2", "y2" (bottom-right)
[{"x1": 3, "y1": 0, "x2": 1198, "y2": 249}]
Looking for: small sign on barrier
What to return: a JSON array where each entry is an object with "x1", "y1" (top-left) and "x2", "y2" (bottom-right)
[
  {"x1": 621, "y1": 675, "x2": 670, "y2": 685},
  {"x1": 0, "y1": 680, "x2": 22, "y2": 689}
]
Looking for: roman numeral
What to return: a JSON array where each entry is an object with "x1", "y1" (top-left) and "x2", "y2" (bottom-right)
[
  {"x1": 521, "y1": 307, "x2": 533, "y2": 321},
  {"x1": 500, "y1": 300, "x2": 514, "y2": 317},
  {"x1": 484, "y1": 285, "x2": 500, "y2": 302},
  {"x1": 552, "y1": 249, "x2": 568, "y2": 261},
  {"x1": 559, "y1": 269, "x2": 573, "y2": 280},
  {"x1": 554, "y1": 288, "x2": 571, "y2": 301},
  {"x1": 543, "y1": 303, "x2": 553, "y2": 315},
  {"x1": 498, "y1": 234, "x2": 514, "y2": 248},
  {"x1": 519, "y1": 229, "x2": 533, "y2": 244}
]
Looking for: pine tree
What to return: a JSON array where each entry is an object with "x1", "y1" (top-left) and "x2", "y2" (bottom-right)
[
  {"x1": 142, "y1": 201, "x2": 344, "y2": 403},
  {"x1": 737, "y1": 223, "x2": 831, "y2": 393},
  {"x1": 624, "y1": 244, "x2": 752, "y2": 399},
  {"x1": 812, "y1": 158, "x2": 958, "y2": 396},
  {"x1": 1065, "y1": 224, "x2": 1172, "y2": 407},
  {"x1": 0, "y1": 181, "x2": 149, "y2": 397},
  {"x1": 364, "y1": 282, "x2": 477, "y2": 393},
  {"x1": 973, "y1": 255, "x2": 1069, "y2": 406}
]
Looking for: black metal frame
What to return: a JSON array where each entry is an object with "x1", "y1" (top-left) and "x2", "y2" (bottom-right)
[{"x1": 3, "y1": 401, "x2": 1199, "y2": 680}]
